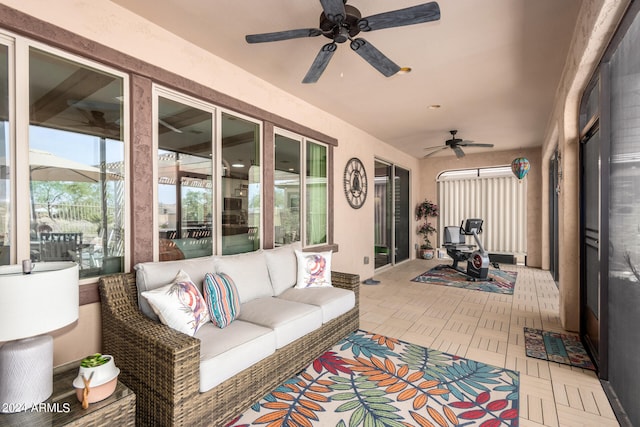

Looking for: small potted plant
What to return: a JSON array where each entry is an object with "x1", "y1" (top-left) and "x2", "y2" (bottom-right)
[
  {"x1": 416, "y1": 199, "x2": 439, "y2": 259},
  {"x1": 73, "y1": 353, "x2": 120, "y2": 408}
]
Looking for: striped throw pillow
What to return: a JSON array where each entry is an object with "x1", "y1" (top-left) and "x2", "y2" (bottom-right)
[{"x1": 203, "y1": 272, "x2": 241, "y2": 328}]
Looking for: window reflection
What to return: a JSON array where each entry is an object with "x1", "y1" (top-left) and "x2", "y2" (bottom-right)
[
  {"x1": 221, "y1": 113, "x2": 260, "y2": 254},
  {"x1": 274, "y1": 133, "x2": 300, "y2": 246},
  {"x1": 0, "y1": 44, "x2": 8, "y2": 265},
  {"x1": 28, "y1": 48, "x2": 125, "y2": 278},
  {"x1": 157, "y1": 96, "x2": 213, "y2": 261},
  {"x1": 306, "y1": 141, "x2": 327, "y2": 246}
]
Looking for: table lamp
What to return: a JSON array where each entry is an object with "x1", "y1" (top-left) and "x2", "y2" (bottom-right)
[{"x1": 0, "y1": 261, "x2": 79, "y2": 413}]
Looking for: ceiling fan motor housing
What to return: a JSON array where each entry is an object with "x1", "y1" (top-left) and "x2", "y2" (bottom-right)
[{"x1": 320, "y1": 5, "x2": 362, "y2": 43}]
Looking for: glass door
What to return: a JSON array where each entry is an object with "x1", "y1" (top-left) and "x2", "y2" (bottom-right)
[
  {"x1": 374, "y1": 160, "x2": 392, "y2": 268},
  {"x1": 394, "y1": 166, "x2": 410, "y2": 263},
  {"x1": 581, "y1": 127, "x2": 601, "y2": 362}
]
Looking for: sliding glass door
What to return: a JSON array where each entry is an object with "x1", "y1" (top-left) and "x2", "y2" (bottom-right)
[{"x1": 374, "y1": 159, "x2": 410, "y2": 268}]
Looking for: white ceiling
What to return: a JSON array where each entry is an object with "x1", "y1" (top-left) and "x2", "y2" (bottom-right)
[{"x1": 110, "y1": 0, "x2": 582, "y2": 158}]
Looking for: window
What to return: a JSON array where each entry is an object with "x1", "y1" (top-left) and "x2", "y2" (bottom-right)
[
  {"x1": 274, "y1": 131, "x2": 301, "y2": 246},
  {"x1": 306, "y1": 140, "x2": 327, "y2": 246},
  {"x1": 155, "y1": 92, "x2": 214, "y2": 261},
  {"x1": 27, "y1": 47, "x2": 127, "y2": 278},
  {"x1": 0, "y1": 34, "x2": 128, "y2": 276},
  {"x1": 437, "y1": 166, "x2": 527, "y2": 257},
  {"x1": 273, "y1": 129, "x2": 328, "y2": 248},
  {"x1": 0, "y1": 41, "x2": 9, "y2": 265},
  {"x1": 221, "y1": 112, "x2": 261, "y2": 255}
]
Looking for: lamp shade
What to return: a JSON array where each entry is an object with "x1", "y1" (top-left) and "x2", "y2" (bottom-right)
[
  {"x1": 511, "y1": 157, "x2": 531, "y2": 180},
  {"x1": 0, "y1": 262, "x2": 79, "y2": 341}
]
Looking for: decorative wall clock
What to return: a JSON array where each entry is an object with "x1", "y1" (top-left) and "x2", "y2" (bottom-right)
[{"x1": 343, "y1": 157, "x2": 368, "y2": 209}]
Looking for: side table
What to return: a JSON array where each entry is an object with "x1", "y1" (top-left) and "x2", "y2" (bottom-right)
[{"x1": 0, "y1": 360, "x2": 135, "y2": 427}]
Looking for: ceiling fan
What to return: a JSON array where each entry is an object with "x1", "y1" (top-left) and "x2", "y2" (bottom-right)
[
  {"x1": 245, "y1": 0, "x2": 440, "y2": 83},
  {"x1": 423, "y1": 130, "x2": 494, "y2": 159}
]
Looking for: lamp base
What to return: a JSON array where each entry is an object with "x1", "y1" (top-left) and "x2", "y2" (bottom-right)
[{"x1": 0, "y1": 335, "x2": 53, "y2": 413}]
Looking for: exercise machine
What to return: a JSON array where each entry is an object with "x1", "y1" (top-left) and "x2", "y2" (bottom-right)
[{"x1": 441, "y1": 218, "x2": 492, "y2": 281}]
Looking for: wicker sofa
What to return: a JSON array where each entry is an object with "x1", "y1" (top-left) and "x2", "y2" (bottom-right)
[{"x1": 98, "y1": 244, "x2": 360, "y2": 426}]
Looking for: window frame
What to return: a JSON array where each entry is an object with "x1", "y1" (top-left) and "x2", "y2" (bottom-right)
[{"x1": 4, "y1": 32, "x2": 131, "y2": 282}]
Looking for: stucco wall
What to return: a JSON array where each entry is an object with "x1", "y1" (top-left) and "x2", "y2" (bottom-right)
[
  {"x1": 540, "y1": 0, "x2": 630, "y2": 331},
  {"x1": 419, "y1": 148, "x2": 542, "y2": 267}
]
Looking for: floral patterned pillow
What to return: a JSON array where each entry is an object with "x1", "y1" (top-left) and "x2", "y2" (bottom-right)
[
  {"x1": 294, "y1": 250, "x2": 332, "y2": 288},
  {"x1": 141, "y1": 270, "x2": 210, "y2": 336}
]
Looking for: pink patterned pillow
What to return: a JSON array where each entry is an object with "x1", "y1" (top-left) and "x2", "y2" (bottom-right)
[{"x1": 141, "y1": 270, "x2": 210, "y2": 336}]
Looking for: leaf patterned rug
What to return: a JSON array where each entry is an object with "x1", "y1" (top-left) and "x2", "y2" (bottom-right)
[
  {"x1": 411, "y1": 265, "x2": 518, "y2": 295},
  {"x1": 227, "y1": 330, "x2": 519, "y2": 427}
]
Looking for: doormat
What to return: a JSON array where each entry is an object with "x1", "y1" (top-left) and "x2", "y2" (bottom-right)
[
  {"x1": 410, "y1": 265, "x2": 517, "y2": 294},
  {"x1": 228, "y1": 330, "x2": 519, "y2": 427},
  {"x1": 524, "y1": 327, "x2": 595, "y2": 370}
]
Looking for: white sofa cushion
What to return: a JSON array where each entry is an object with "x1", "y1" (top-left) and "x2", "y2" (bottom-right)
[
  {"x1": 195, "y1": 320, "x2": 276, "y2": 392},
  {"x1": 278, "y1": 287, "x2": 355, "y2": 323},
  {"x1": 264, "y1": 242, "x2": 302, "y2": 296},
  {"x1": 215, "y1": 251, "x2": 273, "y2": 304},
  {"x1": 238, "y1": 297, "x2": 322, "y2": 348},
  {"x1": 135, "y1": 256, "x2": 217, "y2": 321}
]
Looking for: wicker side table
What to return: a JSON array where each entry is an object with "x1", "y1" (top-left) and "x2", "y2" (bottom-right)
[{"x1": 0, "y1": 360, "x2": 135, "y2": 427}]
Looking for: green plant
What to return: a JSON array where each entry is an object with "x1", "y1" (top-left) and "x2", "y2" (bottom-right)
[
  {"x1": 416, "y1": 199, "x2": 439, "y2": 250},
  {"x1": 80, "y1": 353, "x2": 110, "y2": 368}
]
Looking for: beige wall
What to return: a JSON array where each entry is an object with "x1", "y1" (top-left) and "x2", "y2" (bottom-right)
[
  {"x1": 540, "y1": 0, "x2": 630, "y2": 331},
  {"x1": 419, "y1": 148, "x2": 542, "y2": 267}
]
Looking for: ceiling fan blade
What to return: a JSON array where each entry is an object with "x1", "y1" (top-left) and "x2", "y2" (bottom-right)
[
  {"x1": 453, "y1": 146, "x2": 465, "y2": 158},
  {"x1": 423, "y1": 146, "x2": 448, "y2": 158},
  {"x1": 302, "y1": 43, "x2": 337, "y2": 84},
  {"x1": 319, "y1": 0, "x2": 347, "y2": 23},
  {"x1": 464, "y1": 143, "x2": 494, "y2": 148},
  {"x1": 246, "y1": 28, "x2": 322, "y2": 43},
  {"x1": 350, "y1": 38, "x2": 400, "y2": 77},
  {"x1": 423, "y1": 144, "x2": 446, "y2": 150},
  {"x1": 159, "y1": 119, "x2": 183, "y2": 134},
  {"x1": 358, "y1": 2, "x2": 441, "y2": 32},
  {"x1": 454, "y1": 139, "x2": 475, "y2": 146}
]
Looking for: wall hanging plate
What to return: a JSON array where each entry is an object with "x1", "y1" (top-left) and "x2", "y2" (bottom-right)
[{"x1": 343, "y1": 157, "x2": 367, "y2": 209}]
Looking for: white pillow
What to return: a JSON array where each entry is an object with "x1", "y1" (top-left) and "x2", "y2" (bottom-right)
[
  {"x1": 294, "y1": 250, "x2": 332, "y2": 289},
  {"x1": 141, "y1": 270, "x2": 210, "y2": 336}
]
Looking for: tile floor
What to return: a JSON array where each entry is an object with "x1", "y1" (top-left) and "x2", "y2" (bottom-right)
[{"x1": 359, "y1": 259, "x2": 620, "y2": 427}]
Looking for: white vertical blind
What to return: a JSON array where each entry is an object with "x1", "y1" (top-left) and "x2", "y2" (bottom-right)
[{"x1": 437, "y1": 171, "x2": 527, "y2": 255}]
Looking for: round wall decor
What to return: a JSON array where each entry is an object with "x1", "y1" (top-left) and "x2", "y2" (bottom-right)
[{"x1": 343, "y1": 157, "x2": 368, "y2": 209}]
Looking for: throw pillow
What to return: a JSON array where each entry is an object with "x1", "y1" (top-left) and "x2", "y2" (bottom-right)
[
  {"x1": 141, "y1": 270, "x2": 210, "y2": 336},
  {"x1": 294, "y1": 250, "x2": 332, "y2": 289},
  {"x1": 203, "y1": 272, "x2": 241, "y2": 328}
]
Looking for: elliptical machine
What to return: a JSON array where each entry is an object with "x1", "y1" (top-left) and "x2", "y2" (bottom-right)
[{"x1": 441, "y1": 218, "x2": 492, "y2": 281}]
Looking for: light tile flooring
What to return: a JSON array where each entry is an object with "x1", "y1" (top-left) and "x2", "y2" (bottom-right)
[{"x1": 359, "y1": 259, "x2": 620, "y2": 427}]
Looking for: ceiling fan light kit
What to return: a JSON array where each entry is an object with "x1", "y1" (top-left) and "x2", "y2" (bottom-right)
[{"x1": 245, "y1": 0, "x2": 441, "y2": 83}]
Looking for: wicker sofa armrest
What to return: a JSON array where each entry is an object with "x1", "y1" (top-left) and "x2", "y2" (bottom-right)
[
  {"x1": 98, "y1": 273, "x2": 202, "y2": 408},
  {"x1": 331, "y1": 271, "x2": 360, "y2": 306}
]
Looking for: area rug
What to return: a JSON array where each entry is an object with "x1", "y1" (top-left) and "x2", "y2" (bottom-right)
[
  {"x1": 524, "y1": 327, "x2": 595, "y2": 370},
  {"x1": 227, "y1": 330, "x2": 519, "y2": 427},
  {"x1": 410, "y1": 265, "x2": 518, "y2": 295}
]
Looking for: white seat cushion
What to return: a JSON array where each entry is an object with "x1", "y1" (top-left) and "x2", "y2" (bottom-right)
[
  {"x1": 195, "y1": 320, "x2": 276, "y2": 392},
  {"x1": 264, "y1": 242, "x2": 301, "y2": 296},
  {"x1": 238, "y1": 297, "x2": 322, "y2": 348},
  {"x1": 215, "y1": 251, "x2": 273, "y2": 303},
  {"x1": 277, "y1": 287, "x2": 355, "y2": 323}
]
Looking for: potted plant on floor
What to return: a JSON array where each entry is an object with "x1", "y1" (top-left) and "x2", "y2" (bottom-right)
[{"x1": 416, "y1": 199, "x2": 439, "y2": 260}]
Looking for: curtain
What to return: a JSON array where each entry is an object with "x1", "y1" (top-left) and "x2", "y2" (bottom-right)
[{"x1": 306, "y1": 142, "x2": 327, "y2": 245}]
